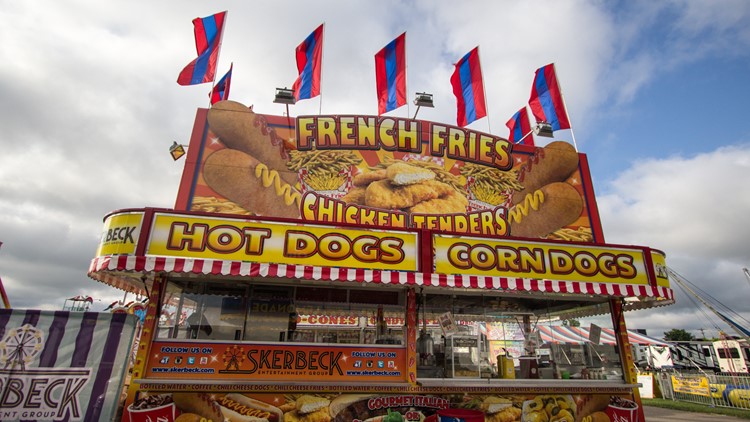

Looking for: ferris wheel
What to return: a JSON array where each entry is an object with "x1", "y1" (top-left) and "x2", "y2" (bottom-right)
[
  {"x1": 0, "y1": 324, "x2": 44, "y2": 370},
  {"x1": 222, "y1": 345, "x2": 245, "y2": 371}
]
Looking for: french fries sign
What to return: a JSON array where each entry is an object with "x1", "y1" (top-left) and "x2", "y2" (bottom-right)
[
  {"x1": 181, "y1": 103, "x2": 601, "y2": 242},
  {"x1": 296, "y1": 116, "x2": 513, "y2": 169}
]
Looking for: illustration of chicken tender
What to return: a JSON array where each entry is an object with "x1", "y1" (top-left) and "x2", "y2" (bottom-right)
[
  {"x1": 508, "y1": 182, "x2": 582, "y2": 238},
  {"x1": 365, "y1": 179, "x2": 454, "y2": 209},
  {"x1": 341, "y1": 186, "x2": 367, "y2": 205},
  {"x1": 408, "y1": 189, "x2": 468, "y2": 214},
  {"x1": 481, "y1": 396, "x2": 521, "y2": 422},
  {"x1": 512, "y1": 141, "x2": 579, "y2": 205},
  {"x1": 352, "y1": 169, "x2": 387, "y2": 187},
  {"x1": 283, "y1": 395, "x2": 331, "y2": 422},
  {"x1": 386, "y1": 162, "x2": 435, "y2": 186}
]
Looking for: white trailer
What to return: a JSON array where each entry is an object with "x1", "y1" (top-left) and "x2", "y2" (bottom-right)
[{"x1": 712, "y1": 339, "x2": 748, "y2": 373}]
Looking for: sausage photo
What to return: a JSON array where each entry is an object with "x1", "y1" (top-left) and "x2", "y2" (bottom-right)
[
  {"x1": 203, "y1": 149, "x2": 301, "y2": 219},
  {"x1": 217, "y1": 393, "x2": 284, "y2": 422},
  {"x1": 208, "y1": 100, "x2": 298, "y2": 185},
  {"x1": 512, "y1": 141, "x2": 579, "y2": 204},
  {"x1": 508, "y1": 182, "x2": 583, "y2": 238}
]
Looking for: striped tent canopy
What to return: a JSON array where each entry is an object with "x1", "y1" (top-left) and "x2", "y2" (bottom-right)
[{"x1": 536, "y1": 325, "x2": 667, "y2": 346}]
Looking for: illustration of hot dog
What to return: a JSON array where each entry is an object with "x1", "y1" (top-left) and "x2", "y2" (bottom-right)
[
  {"x1": 172, "y1": 392, "x2": 225, "y2": 422},
  {"x1": 217, "y1": 393, "x2": 284, "y2": 422},
  {"x1": 208, "y1": 100, "x2": 298, "y2": 186},
  {"x1": 203, "y1": 149, "x2": 301, "y2": 219},
  {"x1": 508, "y1": 182, "x2": 583, "y2": 238},
  {"x1": 512, "y1": 141, "x2": 579, "y2": 204}
]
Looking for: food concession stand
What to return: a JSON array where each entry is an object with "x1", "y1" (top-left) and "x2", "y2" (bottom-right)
[{"x1": 89, "y1": 101, "x2": 673, "y2": 422}]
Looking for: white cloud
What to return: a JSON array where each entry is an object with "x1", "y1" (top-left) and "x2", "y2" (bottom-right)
[
  {"x1": 0, "y1": 0, "x2": 749, "y2": 348},
  {"x1": 597, "y1": 144, "x2": 750, "y2": 338}
]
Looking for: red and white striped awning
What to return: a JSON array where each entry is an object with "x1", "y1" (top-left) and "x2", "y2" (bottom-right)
[
  {"x1": 537, "y1": 325, "x2": 668, "y2": 345},
  {"x1": 89, "y1": 255, "x2": 674, "y2": 301}
]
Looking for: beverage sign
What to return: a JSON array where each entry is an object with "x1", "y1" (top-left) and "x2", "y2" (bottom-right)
[{"x1": 178, "y1": 101, "x2": 601, "y2": 242}]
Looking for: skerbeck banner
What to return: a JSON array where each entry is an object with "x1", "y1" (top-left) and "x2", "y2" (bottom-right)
[
  {"x1": 145, "y1": 341, "x2": 406, "y2": 383},
  {"x1": 0, "y1": 310, "x2": 137, "y2": 421},
  {"x1": 177, "y1": 100, "x2": 602, "y2": 243}
]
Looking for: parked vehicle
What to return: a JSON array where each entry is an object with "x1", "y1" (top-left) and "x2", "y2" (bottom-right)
[
  {"x1": 668, "y1": 339, "x2": 748, "y2": 373},
  {"x1": 713, "y1": 339, "x2": 748, "y2": 373}
]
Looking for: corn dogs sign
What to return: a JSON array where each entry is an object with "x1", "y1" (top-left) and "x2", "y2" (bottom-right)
[
  {"x1": 146, "y1": 213, "x2": 419, "y2": 271},
  {"x1": 434, "y1": 234, "x2": 653, "y2": 284},
  {"x1": 181, "y1": 101, "x2": 601, "y2": 243}
]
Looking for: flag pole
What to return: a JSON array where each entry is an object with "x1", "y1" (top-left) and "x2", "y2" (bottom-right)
[
  {"x1": 515, "y1": 129, "x2": 534, "y2": 145},
  {"x1": 207, "y1": 10, "x2": 229, "y2": 109},
  {"x1": 403, "y1": 32, "x2": 410, "y2": 119},
  {"x1": 552, "y1": 63, "x2": 578, "y2": 151},
  {"x1": 477, "y1": 46, "x2": 492, "y2": 134},
  {"x1": 318, "y1": 22, "x2": 325, "y2": 115}
]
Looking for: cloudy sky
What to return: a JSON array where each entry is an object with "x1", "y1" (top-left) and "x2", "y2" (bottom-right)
[{"x1": 1, "y1": 0, "x2": 749, "y2": 339}]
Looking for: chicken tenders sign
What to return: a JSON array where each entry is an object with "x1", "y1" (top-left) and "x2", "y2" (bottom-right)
[{"x1": 179, "y1": 101, "x2": 602, "y2": 243}]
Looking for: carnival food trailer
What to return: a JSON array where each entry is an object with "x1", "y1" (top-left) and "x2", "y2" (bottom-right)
[{"x1": 89, "y1": 101, "x2": 673, "y2": 422}]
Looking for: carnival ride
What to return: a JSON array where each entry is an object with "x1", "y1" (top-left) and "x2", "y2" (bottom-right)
[
  {"x1": 660, "y1": 268, "x2": 750, "y2": 409},
  {"x1": 62, "y1": 295, "x2": 94, "y2": 311}
]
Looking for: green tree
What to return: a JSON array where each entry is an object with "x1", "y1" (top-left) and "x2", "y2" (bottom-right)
[
  {"x1": 663, "y1": 328, "x2": 695, "y2": 341},
  {"x1": 562, "y1": 319, "x2": 580, "y2": 327}
]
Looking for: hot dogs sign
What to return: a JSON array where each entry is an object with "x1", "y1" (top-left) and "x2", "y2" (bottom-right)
[{"x1": 181, "y1": 100, "x2": 598, "y2": 242}]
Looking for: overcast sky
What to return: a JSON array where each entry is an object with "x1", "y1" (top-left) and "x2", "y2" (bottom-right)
[{"x1": 1, "y1": 0, "x2": 749, "y2": 339}]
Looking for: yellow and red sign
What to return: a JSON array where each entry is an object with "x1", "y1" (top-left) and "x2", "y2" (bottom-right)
[
  {"x1": 146, "y1": 213, "x2": 419, "y2": 272},
  {"x1": 296, "y1": 315, "x2": 441, "y2": 328},
  {"x1": 434, "y1": 234, "x2": 651, "y2": 284},
  {"x1": 672, "y1": 375, "x2": 710, "y2": 397},
  {"x1": 95, "y1": 211, "x2": 144, "y2": 257},
  {"x1": 146, "y1": 341, "x2": 407, "y2": 383},
  {"x1": 177, "y1": 103, "x2": 602, "y2": 241},
  {"x1": 651, "y1": 250, "x2": 669, "y2": 287}
]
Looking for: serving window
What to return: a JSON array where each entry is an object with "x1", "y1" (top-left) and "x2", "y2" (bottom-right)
[
  {"x1": 415, "y1": 292, "x2": 624, "y2": 381},
  {"x1": 156, "y1": 278, "x2": 406, "y2": 345}
]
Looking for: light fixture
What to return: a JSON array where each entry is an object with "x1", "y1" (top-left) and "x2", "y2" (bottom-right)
[
  {"x1": 273, "y1": 87, "x2": 296, "y2": 105},
  {"x1": 169, "y1": 141, "x2": 187, "y2": 161},
  {"x1": 534, "y1": 121, "x2": 554, "y2": 138},
  {"x1": 413, "y1": 92, "x2": 434, "y2": 119}
]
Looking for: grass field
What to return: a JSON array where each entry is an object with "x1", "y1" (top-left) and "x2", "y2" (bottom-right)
[{"x1": 643, "y1": 398, "x2": 750, "y2": 419}]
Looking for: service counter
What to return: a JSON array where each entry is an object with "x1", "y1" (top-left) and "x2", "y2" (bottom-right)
[{"x1": 90, "y1": 209, "x2": 672, "y2": 422}]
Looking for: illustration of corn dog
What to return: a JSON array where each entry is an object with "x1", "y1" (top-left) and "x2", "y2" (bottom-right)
[
  {"x1": 207, "y1": 100, "x2": 298, "y2": 186},
  {"x1": 512, "y1": 141, "x2": 579, "y2": 204},
  {"x1": 508, "y1": 182, "x2": 583, "y2": 238},
  {"x1": 203, "y1": 149, "x2": 301, "y2": 219}
]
